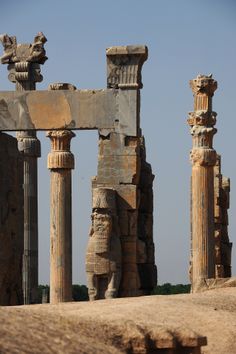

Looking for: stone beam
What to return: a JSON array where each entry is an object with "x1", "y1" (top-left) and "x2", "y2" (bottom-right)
[{"x1": 0, "y1": 89, "x2": 138, "y2": 135}]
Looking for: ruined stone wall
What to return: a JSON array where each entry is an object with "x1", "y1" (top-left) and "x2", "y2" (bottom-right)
[
  {"x1": 90, "y1": 131, "x2": 156, "y2": 297},
  {"x1": 137, "y1": 136, "x2": 157, "y2": 294},
  {"x1": 214, "y1": 155, "x2": 232, "y2": 278},
  {"x1": 0, "y1": 132, "x2": 23, "y2": 305}
]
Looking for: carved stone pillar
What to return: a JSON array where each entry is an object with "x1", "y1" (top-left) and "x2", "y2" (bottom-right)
[
  {"x1": 17, "y1": 132, "x2": 41, "y2": 304},
  {"x1": 47, "y1": 83, "x2": 76, "y2": 304},
  {"x1": 0, "y1": 32, "x2": 47, "y2": 304},
  {"x1": 188, "y1": 74, "x2": 217, "y2": 292},
  {"x1": 47, "y1": 129, "x2": 75, "y2": 304}
]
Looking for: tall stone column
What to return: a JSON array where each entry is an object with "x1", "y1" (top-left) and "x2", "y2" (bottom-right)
[
  {"x1": 17, "y1": 132, "x2": 41, "y2": 304},
  {"x1": 47, "y1": 129, "x2": 75, "y2": 304},
  {"x1": 0, "y1": 33, "x2": 47, "y2": 304},
  {"x1": 188, "y1": 74, "x2": 217, "y2": 292}
]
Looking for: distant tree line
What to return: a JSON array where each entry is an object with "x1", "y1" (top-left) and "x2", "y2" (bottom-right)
[
  {"x1": 38, "y1": 284, "x2": 89, "y2": 302},
  {"x1": 152, "y1": 283, "x2": 191, "y2": 295},
  {"x1": 38, "y1": 283, "x2": 190, "y2": 302}
]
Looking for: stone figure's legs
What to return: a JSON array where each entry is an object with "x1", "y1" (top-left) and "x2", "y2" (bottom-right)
[
  {"x1": 87, "y1": 273, "x2": 98, "y2": 301},
  {"x1": 105, "y1": 270, "x2": 121, "y2": 299}
]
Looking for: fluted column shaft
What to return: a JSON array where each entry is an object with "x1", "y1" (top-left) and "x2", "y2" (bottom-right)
[
  {"x1": 17, "y1": 132, "x2": 41, "y2": 304},
  {"x1": 188, "y1": 75, "x2": 217, "y2": 292},
  {"x1": 14, "y1": 62, "x2": 41, "y2": 305},
  {"x1": 47, "y1": 130, "x2": 75, "y2": 304}
]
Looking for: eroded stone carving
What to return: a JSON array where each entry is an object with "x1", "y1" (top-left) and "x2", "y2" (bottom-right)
[
  {"x1": 86, "y1": 188, "x2": 122, "y2": 300},
  {"x1": 0, "y1": 32, "x2": 47, "y2": 64},
  {"x1": 106, "y1": 45, "x2": 148, "y2": 89},
  {"x1": 0, "y1": 34, "x2": 17, "y2": 64},
  {"x1": 0, "y1": 32, "x2": 47, "y2": 90}
]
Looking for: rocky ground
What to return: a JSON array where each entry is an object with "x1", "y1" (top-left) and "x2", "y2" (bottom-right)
[{"x1": 0, "y1": 287, "x2": 235, "y2": 354}]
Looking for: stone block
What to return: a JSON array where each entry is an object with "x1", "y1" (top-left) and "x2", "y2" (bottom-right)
[
  {"x1": 137, "y1": 239, "x2": 147, "y2": 263},
  {"x1": 138, "y1": 213, "x2": 153, "y2": 239},
  {"x1": 92, "y1": 183, "x2": 139, "y2": 210},
  {"x1": 146, "y1": 242, "x2": 155, "y2": 263},
  {"x1": 120, "y1": 239, "x2": 136, "y2": 264},
  {"x1": 140, "y1": 189, "x2": 153, "y2": 213},
  {"x1": 96, "y1": 154, "x2": 140, "y2": 185},
  {"x1": 118, "y1": 210, "x2": 129, "y2": 235},
  {"x1": 98, "y1": 133, "x2": 140, "y2": 156},
  {"x1": 128, "y1": 210, "x2": 138, "y2": 235},
  {"x1": 138, "y1": 263, "x2": 157, "y2": 289}
]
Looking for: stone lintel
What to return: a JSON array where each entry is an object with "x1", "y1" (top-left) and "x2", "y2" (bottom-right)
[{"x1": 0, "y1": 89, "x2": 138, "y2": 135}]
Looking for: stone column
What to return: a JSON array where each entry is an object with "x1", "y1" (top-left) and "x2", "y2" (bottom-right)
[
  {"x1": 0, "y1": 32, "x2": 47, "y2": 304},
  {"x1": 47, "y1": 129, "x2": 75, "y2": 304},
  {"x1": 188, "y1": 74, "x2": 217, "y2": 292},
  {"x1": 17, "y1": 132, "x2": 41, "y2": 304}
]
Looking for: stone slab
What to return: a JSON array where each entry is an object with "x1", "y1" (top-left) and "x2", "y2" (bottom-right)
[{"x1": 0, "y1": 89, "x2": 138, "y2": 135}]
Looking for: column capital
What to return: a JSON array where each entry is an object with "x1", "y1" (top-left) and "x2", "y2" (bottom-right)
[
  {"x1": 16, "y1": 133, "x2": 41, "y2": 157},
  {"x1": 190, "y1": 148, "x2": 217, "y2": 166},
  {"x1": 190, "y1": 74, "x2": 217, "y2": 97},
  {"x1": 187, "y1": 111, "x2": 217, "y2": 127},
  {"x1": 106, "y1": 45, "x2": 148, "y2": 89},
  {"x1": 0, "y1": 32, "x2": 47, "y2": 89},
  {"x1": 47, "y1": 130, "x2": 75, "y2": 169}
]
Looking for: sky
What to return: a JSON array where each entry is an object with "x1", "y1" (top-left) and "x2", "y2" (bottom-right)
[{"x1": 0, "y1": 0, "x2": 235, "y2": 285}]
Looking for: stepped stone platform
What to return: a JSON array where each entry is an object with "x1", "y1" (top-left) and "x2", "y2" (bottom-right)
[{"x1": 0, "y1": 287, "x2": 236, "y2": 353}]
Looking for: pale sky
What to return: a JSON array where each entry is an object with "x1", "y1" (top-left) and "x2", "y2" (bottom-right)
[{"x1": 0, "y1": 0, "x2": 235, "y2": 285}]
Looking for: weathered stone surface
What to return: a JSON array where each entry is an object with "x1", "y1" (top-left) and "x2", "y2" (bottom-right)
[
  {"x1": 0, "y1": 133, "x2": 23, "y2": 305},
  {"x1": 92, "y1": 180, "x2": 139, "y2": 210},
  {"x1": 214, "y1": 155, "x2": 232, "y2": 278},
  {"x1": 97, "y1": 154, "x2": 140, "y2": 184},
  {"x1": 98, "y1": 133, "x2": 140, "y2": 156},
  {"x1": 137, "y1": 136, "x2": 157, "y2": 294}
]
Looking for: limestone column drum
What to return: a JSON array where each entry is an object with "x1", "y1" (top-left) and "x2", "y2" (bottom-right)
[{"x1": 188, "y1": 74, "x2": 217, "y2": 292}]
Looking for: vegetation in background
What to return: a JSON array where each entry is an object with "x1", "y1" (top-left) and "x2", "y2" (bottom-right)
[
  {"x1": 152, "y1": 283, "x2": 191, "y2": 295},
  {"x1": 38, "y1": 284, "x2": 89, "y2": 302},
  {"x1": 72, "y1": 285, "x2": 89, "y2": 301},
  {"x1": 38, "y1": 283, "x2": 190, "y2": 302}
]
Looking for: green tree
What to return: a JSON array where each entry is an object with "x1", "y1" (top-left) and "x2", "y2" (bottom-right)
[
  {"x1": 72, "y1": 285, "x2": 89, "y2": 301},
  {"x1": 152, "y1": 283, "x2": 191, "y2": 295}
]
